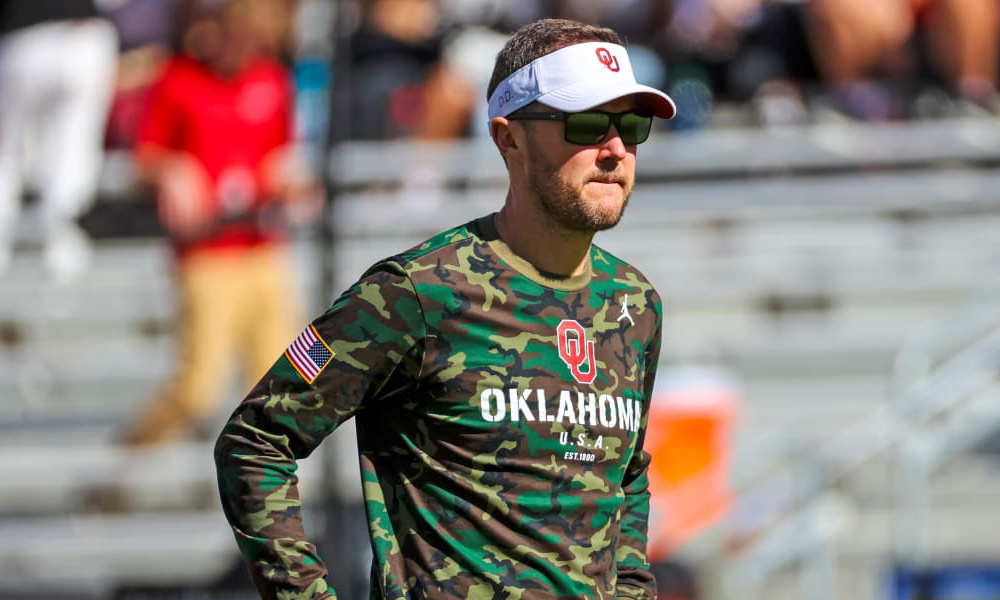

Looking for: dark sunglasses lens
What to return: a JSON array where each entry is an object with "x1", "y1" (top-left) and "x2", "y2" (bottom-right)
[
  {"x1": 617, "y1": 112, "x2": 653, "y2": 144},
  {"x1": 565, "y1": 112, "x2": 612, "y2": 145}
]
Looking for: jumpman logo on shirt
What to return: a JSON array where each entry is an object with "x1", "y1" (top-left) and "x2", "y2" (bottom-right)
[{"x1": 617, "y1": 294, "x2": 635, "y2": 327}]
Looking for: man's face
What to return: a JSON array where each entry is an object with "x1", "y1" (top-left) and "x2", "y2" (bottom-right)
[{"x1": 522, "y1": 96, "x2": 638, "y2": 232}]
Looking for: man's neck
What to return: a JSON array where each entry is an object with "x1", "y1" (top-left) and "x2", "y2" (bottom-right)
[{"x1": 494, "y1": 195, "x2": 595, "y2": 278}]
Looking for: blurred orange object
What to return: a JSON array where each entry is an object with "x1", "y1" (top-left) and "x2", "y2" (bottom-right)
[{"x1": 645, "y1": 367, "x2": 739, "y2": 561}]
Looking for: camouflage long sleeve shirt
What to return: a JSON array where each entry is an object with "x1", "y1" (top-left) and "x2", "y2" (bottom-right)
[{"x1": 215, "y1": 214, "x2": 663, "y2": 600}]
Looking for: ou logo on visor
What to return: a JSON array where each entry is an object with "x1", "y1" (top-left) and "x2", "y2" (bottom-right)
[
  {"x1": 557, "y1": 320, "x2": 598, "y2": 384},
  {"x1": 596, "y1": 47, "x2": 620, "y2": 72}
]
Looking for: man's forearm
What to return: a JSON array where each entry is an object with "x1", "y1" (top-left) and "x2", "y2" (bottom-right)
[
  {"x1": 615, "y1": 450, "x2": 656, "y2": 599},
  {"x1": 215, "y1": 402, "x2": 332, "y2": 599}
]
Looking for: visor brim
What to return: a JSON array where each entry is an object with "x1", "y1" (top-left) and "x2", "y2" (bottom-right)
[{"x1": 537, "y1": 82, "x2": 676, "y2": 119}]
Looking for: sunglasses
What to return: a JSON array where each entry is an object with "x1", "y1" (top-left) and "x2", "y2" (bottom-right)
[{"x1": 506, "y1": 110, "x2": 654, "y2": 145}]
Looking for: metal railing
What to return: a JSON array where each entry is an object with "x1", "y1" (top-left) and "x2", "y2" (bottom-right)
[{"x1": 714, "y1": 284, "x2": 1000, "y2": 598}]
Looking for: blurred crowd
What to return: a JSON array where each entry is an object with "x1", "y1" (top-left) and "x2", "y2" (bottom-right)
[
  {"x1": 1, "y1": 0, "x2": 999, "y2": 443},
  {"x1": 344, "y1": 0, "x2": 1000, "y2": 138},
  {"x1": 1, "y1": 0, "x2": 998, "y2": 251},
  {"x1": 4, "y1": 0, "x2": 995, "y2": 276}
]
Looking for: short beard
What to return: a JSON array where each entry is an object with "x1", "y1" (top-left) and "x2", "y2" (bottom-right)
[{"x1": 526, "y1": 147, "x2": 632, "y2": 233}]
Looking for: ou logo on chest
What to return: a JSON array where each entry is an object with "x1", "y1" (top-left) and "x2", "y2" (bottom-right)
[{"x1": 557, "y1": 320, "x2": 598, "y2": 385}]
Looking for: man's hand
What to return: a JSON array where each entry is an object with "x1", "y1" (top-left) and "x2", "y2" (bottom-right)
[{"x1": 155, "y1": 154, "x2": 215, "y2": 237}]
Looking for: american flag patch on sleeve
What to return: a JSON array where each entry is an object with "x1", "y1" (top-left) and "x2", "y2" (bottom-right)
[{"x1": 285, "y1": 324, "x2": 335, "y2": 383}]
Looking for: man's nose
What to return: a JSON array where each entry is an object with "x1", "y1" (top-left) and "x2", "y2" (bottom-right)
[{"x1": 597, "y1": 125, "x2": 629, "y2": 161}]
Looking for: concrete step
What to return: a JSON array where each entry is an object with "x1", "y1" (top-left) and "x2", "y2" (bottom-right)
[
  {"x1": 0, "y1": 442, "x2": 324, "y2": 516},
  {"x1": 0, "y1": 511, "x2": 236, "y2": 597},
  {"x1": 331, "y1": 118, "x2": 1000, "y2": 186}
]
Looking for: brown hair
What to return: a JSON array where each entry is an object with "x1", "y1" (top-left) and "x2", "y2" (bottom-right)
[
  {"x1": 486, "y1": 19, "x2": 623, "y2": 101},
  {"x1": 173, "y1": 0, "x2": 294, "y2": 61}
]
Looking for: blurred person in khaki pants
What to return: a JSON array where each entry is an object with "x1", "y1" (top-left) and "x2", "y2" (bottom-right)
[{"x1": 120, "y1": 0, "x2": 318, "y2": 447}]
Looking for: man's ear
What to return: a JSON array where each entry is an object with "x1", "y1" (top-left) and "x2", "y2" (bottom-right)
[{"x1": 490, "y1": 117, "x2": 518, "y2": 160}]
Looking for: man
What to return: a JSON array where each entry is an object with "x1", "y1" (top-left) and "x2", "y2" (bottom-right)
[{"x1": 215, "y1": 18, "x2": 676, "y2": 600}]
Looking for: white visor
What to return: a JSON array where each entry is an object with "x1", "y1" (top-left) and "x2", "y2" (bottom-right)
[{"x1": 488, "y1": 41, "x2": 676, "y2": 121}]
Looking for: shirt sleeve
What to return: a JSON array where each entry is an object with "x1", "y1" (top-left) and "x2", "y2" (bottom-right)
[
  {"x1": 214, "y1": 261, "x2": 426, "y2": 599},
  {"x1": 614, "y1": 301, "x2": 662, "y2": 600},
  {"x1": 137, "y1": 63, "x2": 182, "y2": 151}
]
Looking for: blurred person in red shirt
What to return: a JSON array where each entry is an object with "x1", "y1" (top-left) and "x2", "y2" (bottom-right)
[{"x1": 120, "y1": 0, "x2": 318, "y2": 446}]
